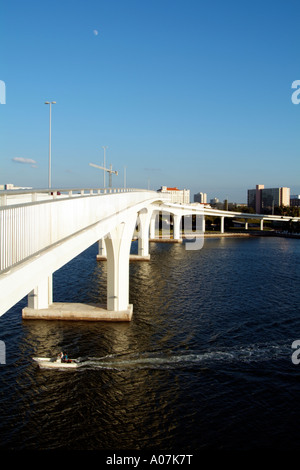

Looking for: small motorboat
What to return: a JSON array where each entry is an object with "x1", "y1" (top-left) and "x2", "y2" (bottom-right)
[{"x1": 32, "y1": 357, "x2": 79, "y2": 369}]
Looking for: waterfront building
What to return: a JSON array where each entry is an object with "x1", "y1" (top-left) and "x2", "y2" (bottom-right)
[
  {"x1": 157, "y1": 186, "x2": 190, "y2": 204},
  {"x1": 247, "y1": 184, "x2": 290, "y2": 214}
]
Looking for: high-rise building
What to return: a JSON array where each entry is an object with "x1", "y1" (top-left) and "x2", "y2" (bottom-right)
[
  {"x1": 157, "y1": 186, "x2": 190, "y2": 204},
  {"x1": 248, "y1": 188, "x2": 257, "y2": 212},
  {"x1": 290, "y1": 195, "x2": 300, "y2": 207},
  {"x1": 194, "y1": 192, "x2": 207, "y2": 203},
  {"x1": 247, "y1": 184, "x2": 290, "y2": 214}
]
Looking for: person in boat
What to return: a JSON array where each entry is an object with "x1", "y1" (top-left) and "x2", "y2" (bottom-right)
[{"x1": 60, "y1": 352, "x2": 72, "y2": 363}]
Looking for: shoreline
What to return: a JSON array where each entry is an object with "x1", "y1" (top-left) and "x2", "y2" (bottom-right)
[{"x1": 150, "y1": 231, "x2": 300, "y2": 240}]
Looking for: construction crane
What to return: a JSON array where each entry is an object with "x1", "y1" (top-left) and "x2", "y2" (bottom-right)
[{"x1": 89, "y1": 162, "x2": 118, "y2": 188}]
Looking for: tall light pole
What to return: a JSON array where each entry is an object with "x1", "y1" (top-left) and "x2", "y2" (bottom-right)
[
  {"x1": 45, "y1": 101, "x2": 56, "y2": 188},
  {"x1": 102, "y1": 146, "x2": 108, "y2": 188}
]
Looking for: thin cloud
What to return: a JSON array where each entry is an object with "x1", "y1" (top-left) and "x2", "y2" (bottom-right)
[{"x1": 12, "y1": 157, "x2": 38, "y2": 168}]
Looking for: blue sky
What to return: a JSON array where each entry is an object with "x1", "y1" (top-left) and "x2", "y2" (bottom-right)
[{"x1": 1, "y1": 0, "x2": 300, "y2": 202}]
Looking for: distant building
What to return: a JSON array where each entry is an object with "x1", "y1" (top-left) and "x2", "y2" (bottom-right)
[
  {"x1": 3, "y1": 183, "x2": 32, "y2": 190},
  {"x1": 194, "y1": 192, "x2": 207, "y2": 203},
  {"x1": 210, "y1": 197, "x2": 219, "y2": 205},
  {"x1": 248, "y1": 184, "x2": 290, "y2": 214},
  {"x1": 290, "y1": 195, "x2": 300, "y2": 207},
  {"x1": 157, "y1": 186, "x2": 190, "y2": 204}
]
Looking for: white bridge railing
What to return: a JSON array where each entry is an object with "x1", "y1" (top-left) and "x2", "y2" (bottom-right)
[
  {"x1": 0, "y1": 188, "x2": 152, "y2": 273},
  {"x1": 0, "y1": 187, "x2": 141, "y2": 207}
]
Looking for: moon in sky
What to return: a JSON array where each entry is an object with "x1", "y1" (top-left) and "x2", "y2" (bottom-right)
[{"x1": 93, "y1": 29, "x2": 99, "y2": 36}]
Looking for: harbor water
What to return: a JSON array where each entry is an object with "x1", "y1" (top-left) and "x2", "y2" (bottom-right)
[{"x1": 0, "y1": 236, "x2": 300, "y2": 452}]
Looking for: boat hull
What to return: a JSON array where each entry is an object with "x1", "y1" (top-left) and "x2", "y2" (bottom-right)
[{"x1": 32, "y1": 357, "x2": 79, "y2": 369}]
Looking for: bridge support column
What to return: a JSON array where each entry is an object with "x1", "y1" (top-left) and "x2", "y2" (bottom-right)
[
  {"x1": 202, "y1": 215, "x2": 206, "y2": 233},
  {"x1": 28, "y1": 275, "x2": 53, "y2": 310},
  {"x1": 97, "y1": 238, "x2": 107, "y2": 260},
  {"x1": 150, "y1": 213, "x2": 156, "y2": 239},
  {"x1": 137, "y1": 209, "x2": 152, "y2": 258},
  {"x1": 106, "y1": 218, "x2": 136, "y2": 313},
  {"x1": 220, "y1": 216, "x2": 225, "y2": 234},
  {"x1": 173, "y1": 214, "x2": 182, "y2": 240}
]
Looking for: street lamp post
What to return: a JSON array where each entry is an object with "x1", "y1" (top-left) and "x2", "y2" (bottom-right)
[
  {"x1": 45, "y1": 101, "x2": 56, "y2": 189},
  {"x1": 102, "y1": 146, "x2": 108, "y2": 188}
]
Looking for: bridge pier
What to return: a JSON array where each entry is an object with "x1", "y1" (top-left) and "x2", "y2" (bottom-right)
[
  {"x1": 150, "y1": 213, "x2": 156, "y2": 239},
  {"x1": 97, "y1": 209, "x2": 152, "y2": 262},
  {"x1": 97, "y1": 238, "x2": 107, "y2": 260},
  {"x1": 22, "y1": 302, "x2": 133, "y2": 321},
  {"x1": 106, "y1": 219, "x2": 135, "y2": 313},
  {"x1": 28, "y1": 275, "x2": 53, "y2": 310},
  {"x1": 220, "y1": 216, "x2": 225, "y2": 234},
  {"x1": 22, "y1": 220, "x2": 135, "y2": 321},
  {"x1": 136, "y1": 208, "x2": 152, "y2": 259},
  {"x1": 22, "y1": 214, "x2": 138, "y2": 321},
  {"x1": 173, "y1": 214, "x2": 182, "y2": 240}
]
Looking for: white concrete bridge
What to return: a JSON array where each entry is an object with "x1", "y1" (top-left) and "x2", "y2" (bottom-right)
[{"x1": 0, "y1": 188, "x2": 299, "y2": 321}]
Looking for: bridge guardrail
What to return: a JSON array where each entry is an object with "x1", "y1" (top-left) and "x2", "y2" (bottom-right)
[{"x1": 0, "y1": 187, "x2": 148, "y2": 207}]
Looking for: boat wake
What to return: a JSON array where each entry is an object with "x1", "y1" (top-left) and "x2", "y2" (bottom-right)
[{"x1": 75, "y1": 342, "x2": 290, "y2": 371}]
